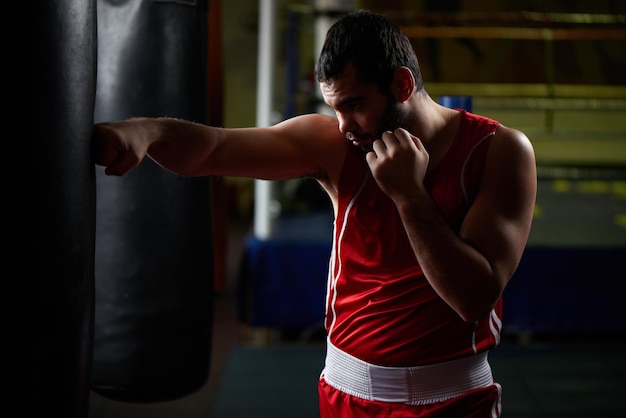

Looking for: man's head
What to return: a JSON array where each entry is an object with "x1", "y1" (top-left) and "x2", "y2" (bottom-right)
[
  {"x1": 315, "y1": 10, "x2": 423, "y2": 150},
  {"x1": 314, "y1": 10, "x2": 423, "y2": 96}
]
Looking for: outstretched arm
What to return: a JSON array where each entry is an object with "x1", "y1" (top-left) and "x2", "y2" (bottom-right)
[{"x1": 94, "y1": 114, "x2": 347, "y2": 185}]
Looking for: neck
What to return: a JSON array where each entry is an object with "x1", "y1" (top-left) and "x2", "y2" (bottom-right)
[{"x1": 409, "y1": 93, "x2": 452, "y2": 146}]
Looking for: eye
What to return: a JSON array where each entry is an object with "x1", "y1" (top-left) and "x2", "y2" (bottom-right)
[{"x1": 336, "y1": 99, "x2": 363, "y2": 113}]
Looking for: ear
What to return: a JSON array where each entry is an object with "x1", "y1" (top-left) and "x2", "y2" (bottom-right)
[{"x1": 392, "y1": 66, "x2": 415, "y2": 102}]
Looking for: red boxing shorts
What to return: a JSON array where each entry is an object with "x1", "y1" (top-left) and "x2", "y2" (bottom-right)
[{"x1": 318, "y1": 377, "x2": 502, "y2": 418}]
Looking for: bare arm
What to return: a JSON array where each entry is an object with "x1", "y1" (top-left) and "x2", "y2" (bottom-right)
[
  {"x1": 95, "y1": 114, "x2": 347, "y2": 186},
  {"x1": 367, "y1": 125, "x2": 536, "y2": 322}
]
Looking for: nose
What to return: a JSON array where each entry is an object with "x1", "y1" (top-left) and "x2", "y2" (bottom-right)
[{"x1": 336, "y1": 112, "x2": 354, "y2": 136}]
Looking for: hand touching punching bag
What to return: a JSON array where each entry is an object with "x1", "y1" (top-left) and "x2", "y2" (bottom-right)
[{"x1": 92, "y1": 0, "x2": 214, "y2": 402}]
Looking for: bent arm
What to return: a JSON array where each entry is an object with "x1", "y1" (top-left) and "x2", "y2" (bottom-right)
[{"x1": 396, "y1": 127, "x2": 537, "y2": 322}]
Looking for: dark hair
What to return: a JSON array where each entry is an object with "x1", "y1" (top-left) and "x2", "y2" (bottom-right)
[{"x1": 314, "y1": 10, "x2": 423, "y2": 94}]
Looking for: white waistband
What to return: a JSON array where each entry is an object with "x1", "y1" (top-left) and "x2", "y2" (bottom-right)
[{"x1": 322, "y1": 339, "x2": 494, "y2": 405}]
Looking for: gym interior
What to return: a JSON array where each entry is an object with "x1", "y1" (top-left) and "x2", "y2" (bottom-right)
[{"x1": 33, "y1": 1, "x2": 625, "y2": 417}]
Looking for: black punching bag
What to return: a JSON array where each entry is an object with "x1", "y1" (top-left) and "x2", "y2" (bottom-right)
[
  {"x1": 34, "y1": 1, "x2": 97, "y2": 417},
  {"x1": 92, "y1": 0, "x2": 214, "y2": 402}
]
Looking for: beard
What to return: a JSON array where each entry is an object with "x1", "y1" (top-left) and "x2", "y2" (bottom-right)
[
  {"x1": 357, "y1": 96, "x2": 411, "y2": 155},
  {"x1": 377, "y1": 98, "x2": 411, "y2": 137}
]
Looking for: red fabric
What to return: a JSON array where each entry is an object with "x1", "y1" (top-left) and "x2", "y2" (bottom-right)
[
  {"x1": 327, "y1": 110, "x2": 501, "y2": 366},
  {"x1": 318, "y1": 376, "x2": 502, "y2": 418}
]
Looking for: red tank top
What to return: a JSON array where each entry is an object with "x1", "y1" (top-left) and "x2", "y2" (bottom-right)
[{"x1": 326, "y1": 110, "x2": 501, "y2": 366}]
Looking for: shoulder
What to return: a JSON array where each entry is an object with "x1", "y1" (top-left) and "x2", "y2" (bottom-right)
[
  {"x1": 484, "y1": 124, "x2": 536, "y2": 192},
  {"x1": 270, "y1": 113, "x2": 346, "y2": 156},
  {"x1": 273, "y1": 113, "x2": 348, "y2": 187},
  {"x1": 273, "y1": 113, "x2": 341, "y2": 135},
  {"x1": 492, "y1": 124, "x2": 535, "y2": 162}
]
